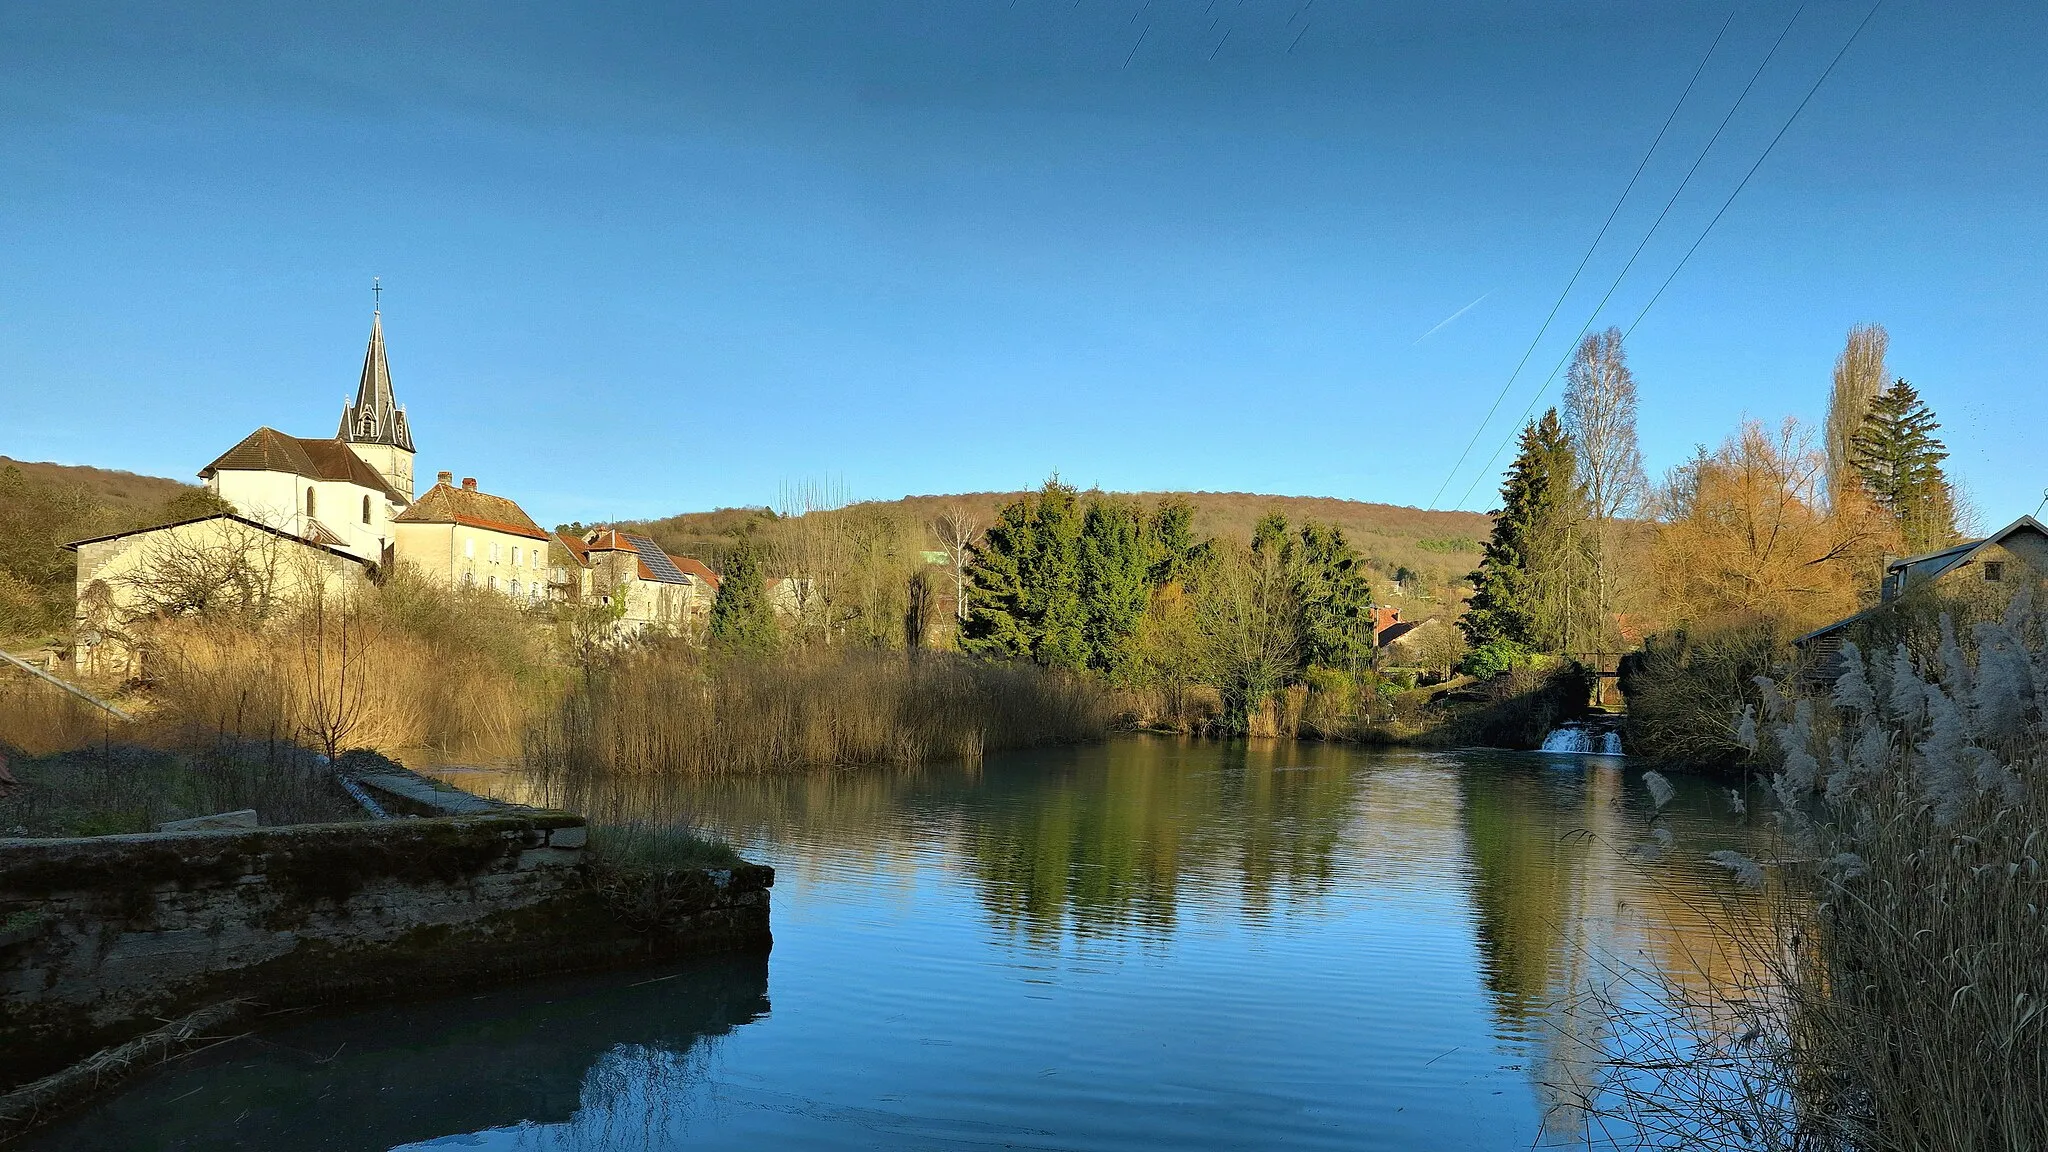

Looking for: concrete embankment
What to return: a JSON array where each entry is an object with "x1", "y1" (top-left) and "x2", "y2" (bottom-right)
[{"x1": 0, "y1": 770, "x2": 770, "y2": 1138}]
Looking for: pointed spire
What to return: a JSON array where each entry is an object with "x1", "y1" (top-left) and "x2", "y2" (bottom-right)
[{"x1": 337, "y1": 298, "x2": 414, "y2": 451}]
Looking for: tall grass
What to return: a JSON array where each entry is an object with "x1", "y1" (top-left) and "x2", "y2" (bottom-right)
[
  {"x1": 0, "y1": 678, "x2": 112, "y2": 756},
  {"x1": 1600, "y1": 591, "x2": 2048, "y2": 1149},
  {"x1": 144, "y1": 572, "x2": 553, "y2": 759},
  {"x1": 524, "y1": 643, "x2": 1112, "y2": 777}
]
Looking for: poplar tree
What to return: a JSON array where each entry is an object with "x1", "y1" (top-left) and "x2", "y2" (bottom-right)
[
  {"x1": 1850, "y1": 378, "x2": 1958, "y2": 553},
  {"x1": 1825, "y1": 323, "x2": 1890, "y2": 509},
  {"x1": 708, "y1": 538, "x2": 778, "y2": 650}
]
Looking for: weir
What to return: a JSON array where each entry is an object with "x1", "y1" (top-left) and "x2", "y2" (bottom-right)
[{"x1": 1536, "y1": 719, "x2": 1624, "y2": 756}]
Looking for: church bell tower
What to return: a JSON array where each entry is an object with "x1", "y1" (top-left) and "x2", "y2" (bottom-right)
[{"x1": 336, "y1": 298, "x2": 417, "y2": 501}]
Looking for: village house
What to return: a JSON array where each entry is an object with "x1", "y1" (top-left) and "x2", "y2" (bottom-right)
[
  {"x1": 1794, "y1": 514, "x2": 2048, "y2": 679},
  {"x1": 394, "y1": 473, "x2": 553, "y2": 603},
  {"x1": 550, "y1": 528, "x2": 717, "y2": 635},
  {"x1": 67, "y1": 514, "x2": 373, "y2": 676},
  {"x1": 65, "y1": 304, "x2": 559, "y2": 668}
]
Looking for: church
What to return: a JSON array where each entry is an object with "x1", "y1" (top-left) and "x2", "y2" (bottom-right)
[{"x1": 67, "y1": 306, "x2": 551, "y2": 671}]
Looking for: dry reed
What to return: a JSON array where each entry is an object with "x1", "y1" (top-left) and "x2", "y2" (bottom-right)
[{"x1": 524, "y1": 643, "x2": 1112, "y2": 778}]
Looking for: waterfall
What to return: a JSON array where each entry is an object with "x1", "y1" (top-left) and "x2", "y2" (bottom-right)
[{"x1": 1537, "y1": 723, "x2": 1623, "y2": 756}]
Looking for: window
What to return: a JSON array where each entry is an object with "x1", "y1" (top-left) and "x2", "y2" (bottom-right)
[
  {"x1": 362, "y1": 494, "x2": 372, "y2": 525},
  {"x1": 488, "y1": 575, "x2": 497, "y2": 591},
  {"x1": 510, "y1": 579, "x2": 521, "y2": 597},
  {"x1": 491, "y1": 542, "x2": 502, "y2": 563},
  {"x1": 461, "y1": 571, "x2": 474, "y2": 588},
  {"x1": 305, "y1": 488, "x2": 317, "y2": 517},
  {"x1": 512, "y1": 546, "x2": 522, "y2": 566},
  {"x1": 1984, "y1": 561, "x2": 2006, "y2": 583},
  {"x1": 465, "y1": 538, "x2": 475, "y2": 559}
]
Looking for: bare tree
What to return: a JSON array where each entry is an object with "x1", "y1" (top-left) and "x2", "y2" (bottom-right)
[
  {"x1": 775, "y1": 477, "x2": 848, "y2": 645},
  {"x1": 1562, "y1": 328, "x2": 1645, "y2": 651},
  {"x1": 929, "y1": 505, "x2": 980, "y2": 623},
  {"x1": 295, "y1": 583, "x2": 374, "y2": 763},
  {"x1": 1199, "y1": 539, "x2": 1300, "y2": 735},
  {"x1": 1824, "y1": 322, "x2": 1889, "y2": 510},
  {"x1": 114, "y1": 519, "x2": 297, "y2": 623}
]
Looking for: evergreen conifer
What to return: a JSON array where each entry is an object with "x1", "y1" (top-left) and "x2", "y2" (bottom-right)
[
  {"x1": 1079, "y1": 498, "x2": 1152, "y2": 679},
  {"x1": 708, "y1": 538, "x2": 778, "y2": 650},
  {"x1": 1849, "y1": 378, "x2": 1958, "y2": 553},
  {"x1": 1462, "y1": 409, "x2": 1575, "y2": 653}
]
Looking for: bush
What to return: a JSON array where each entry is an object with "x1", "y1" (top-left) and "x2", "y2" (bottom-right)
[
  {"x1": 1619, "y1": 625, "x2": 1781, "y2": 765},
  {"x1": 1460, "y1": 637, "x2": 1529, "y2": 679}
]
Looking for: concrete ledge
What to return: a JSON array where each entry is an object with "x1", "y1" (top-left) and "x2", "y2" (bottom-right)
[{"x1": 0, "y1": 808, "x2": 771, "y2": 1105}]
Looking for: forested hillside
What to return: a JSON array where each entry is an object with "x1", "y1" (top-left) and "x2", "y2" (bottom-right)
[
  {"x1": 629, "y1": 491, "x2": 1491, "y2": 612},
  {"x1": 0, "y1": 457, "x2": 213, "y2": 643}
]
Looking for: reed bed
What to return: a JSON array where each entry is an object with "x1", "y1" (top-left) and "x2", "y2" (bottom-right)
[
  {"x1": 1591, "y1": 595, "x2": 2048, "y2": 1150},
  {"x1": 524, "y1": 643, "x2": 1112, "y2": 778}
]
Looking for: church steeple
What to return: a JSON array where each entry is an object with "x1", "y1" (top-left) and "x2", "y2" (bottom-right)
[
  {"x1": 338, "y1": 302, "x2": 414, "y2": 453},
  {"x1": 336, "y1": 287, "x2": 417, "y2": 502}
]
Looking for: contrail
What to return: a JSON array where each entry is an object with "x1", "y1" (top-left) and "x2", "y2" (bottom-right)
[{"x1": 1411, "y1": 290, "x2": 1493, "y2": 346}]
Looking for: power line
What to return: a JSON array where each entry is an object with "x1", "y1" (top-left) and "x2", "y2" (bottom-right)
[
  {"x1": 1623, "y1": 0, "x2": 1886, "y2": 339},
  {"x1": 1456, "y1": 0, "x2": 1862, "y2": 511},
  {"x1": 1424, "y1": 5, "x2": 1736, "y2": 511}
]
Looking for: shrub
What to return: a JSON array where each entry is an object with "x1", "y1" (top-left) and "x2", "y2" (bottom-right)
[
  {"x1": 1460, "y1": 637, "x2": 1529, "y2": 680},
  {"x1": 1619, "y1": 624, "x2": 1781, "y2": 765}
]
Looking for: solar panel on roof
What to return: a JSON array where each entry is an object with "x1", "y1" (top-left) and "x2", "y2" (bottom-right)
[{"x1": 624, "y1": 533, "x2": 689, "y2": 584}]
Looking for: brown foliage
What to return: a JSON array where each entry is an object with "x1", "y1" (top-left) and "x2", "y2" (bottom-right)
[{"x1": 1649, "y1": 418, "x2": 1893, "y2": 637}]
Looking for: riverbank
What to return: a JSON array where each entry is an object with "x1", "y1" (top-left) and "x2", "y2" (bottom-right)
[{"x1": 0, "y1": 758, "x2": 771, "y2": 1141}]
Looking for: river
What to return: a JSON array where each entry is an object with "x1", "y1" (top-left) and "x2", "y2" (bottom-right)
[{"x1": 30, "y1": 736, "x2": 1774, "y2": 1151}]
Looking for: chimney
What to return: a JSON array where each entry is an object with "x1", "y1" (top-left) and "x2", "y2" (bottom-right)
[
  {"x1": 461, "y1": 477, "x2": 477, "y2": 492},
  {"x1": 437, "y1": 470, "x2": 453, "y2": 486}
]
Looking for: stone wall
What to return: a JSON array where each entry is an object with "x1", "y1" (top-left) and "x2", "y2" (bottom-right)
[{"x1": 0, "y1": 811, "x2": 772, "y2": 1093}]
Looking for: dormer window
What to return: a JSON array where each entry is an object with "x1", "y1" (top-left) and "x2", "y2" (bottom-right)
[{"x1": 1984, "y1": 561, "x2": 2006, "y2": 583}]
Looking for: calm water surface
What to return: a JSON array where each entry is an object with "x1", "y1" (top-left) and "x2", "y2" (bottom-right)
[{"x1": 33, "y1": 736, "x2": 1770, "y2": 1151}]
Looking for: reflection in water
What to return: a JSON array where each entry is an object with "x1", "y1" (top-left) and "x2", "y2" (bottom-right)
[
  {"x1": 30, "y1": 954, "x2": 768, "y2": 1151},
  {"x1": 39, "y1": 738, "x2": 1775, "y2": 1151}
]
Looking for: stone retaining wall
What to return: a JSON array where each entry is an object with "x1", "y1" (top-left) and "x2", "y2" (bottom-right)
[{"x1": 0, "y1": 811, "x2": 772, "y2": 1094}]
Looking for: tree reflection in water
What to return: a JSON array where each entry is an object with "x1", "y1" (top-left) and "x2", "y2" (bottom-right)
[{"x1": 404, "y1": 737, "x2": 1776, "y2": 1149}]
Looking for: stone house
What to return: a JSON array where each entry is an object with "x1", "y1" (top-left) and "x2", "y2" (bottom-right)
[
  {"x1": 392, "y1": 473, "x2": 553, "y2": 604},
  {"x1": 66, "y1": 514, "x2": 373, "y2": 675},
  {"x1": 550, "y1": 529, "x2": 717, "y2": 636},
  {"x1": 1794, "y1": 514, "x2": 2048, "y2": 679}
]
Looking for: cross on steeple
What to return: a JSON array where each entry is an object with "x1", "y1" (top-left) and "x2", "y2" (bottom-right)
[{"x1": 372, "y1": 277, "x2": 382, "y2": 314}]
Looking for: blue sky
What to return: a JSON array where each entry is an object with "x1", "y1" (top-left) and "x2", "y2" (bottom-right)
[{"x1": 3, "y1": 1, "x2": 2043, "y2": 527}]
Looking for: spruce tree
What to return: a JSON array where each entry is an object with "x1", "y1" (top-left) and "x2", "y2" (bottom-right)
[
  {"x1": 958, "y1": 478, "x2": 1088, "y2": 669},
  {"x1": 1024, "y1": 480, "x2": 1088, "y2": 670},
  {"x1": 960, "y1": 498, "x2": 1036, "y2": 659},
  {"x1": 1461, "y1": 410, "x2": 1575, "y2": 652},
  {"x1": 708, "y1": 538, "x2": 778, "y2": 650},
  {"x1": 1147, "y1": 498, "x2": 1199, "y2": 586},
  {"x1": 1849, "y1": 379, "x2": 1958, "y2": 553},
  {"x1": 1079, "y1": 497, "x2": 1152, "y2": 679},
  {"x1": 1289, "y1": 521, "x2": 1373, "y2": 672}
]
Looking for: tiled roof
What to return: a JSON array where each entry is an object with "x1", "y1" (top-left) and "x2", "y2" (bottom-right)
[
  {"x1": 63, "y1": 512, "x2": 373, "y2": 567},
  {"x1": 554, "y1": 532, "x2": 592, "y2": 568},
  {"x1": 670, "y1": 554, "x2": 719, "y2": 589},
  {"x1": 393, "y1": 478, "x2": 548, "y2": 540},
  {"x1": 199, "y1": 428, "x2": 407, "y2": 504}
]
